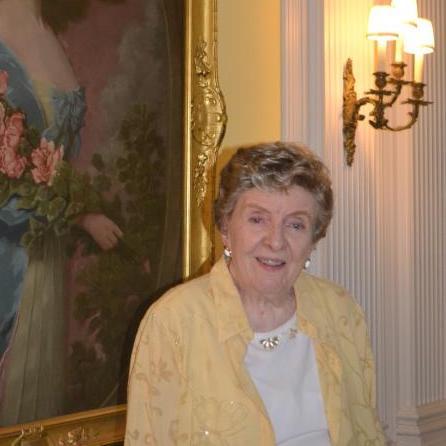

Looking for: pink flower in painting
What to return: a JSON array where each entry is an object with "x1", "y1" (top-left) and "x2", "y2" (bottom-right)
[
  {"x1": 31, "y1": 138, "x2": 64, "y2": 185},
  {"x1": 0, "y1": 70, "x2": 8, "y2": 96},
  {"x1": 3, "y1": 112, "x2": 25, "y2": 151},
  {"x1": 0, "y1": 147, "x2": 27, "y2": 179}
]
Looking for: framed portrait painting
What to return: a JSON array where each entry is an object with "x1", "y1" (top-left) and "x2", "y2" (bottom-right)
[{"x1": 0, "y1": 0, "x2": 225, "y2": 443}]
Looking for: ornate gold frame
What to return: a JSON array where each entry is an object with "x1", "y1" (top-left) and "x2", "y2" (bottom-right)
[
  {"x1": 184, "y1": 0, "x2": 227, "y2": 277},
  {"x1": 0, "y1": 0, "x2": 226, "y2": 444}
]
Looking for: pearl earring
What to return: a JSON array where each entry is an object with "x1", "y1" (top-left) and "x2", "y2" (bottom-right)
[
  {"x1": 223, "y1": 247, "x2": 232, "y2": 260},
  {"x1": 304, "y1": 258, "x2": 311, "y2": 270}
]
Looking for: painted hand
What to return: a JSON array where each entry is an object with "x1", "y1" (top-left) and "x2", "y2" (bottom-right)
[{"x1": 77, "y1": 213, "x2": 123, "y2": 251}]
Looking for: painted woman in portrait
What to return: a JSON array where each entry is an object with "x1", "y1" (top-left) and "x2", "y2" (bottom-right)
[
  {"x1": 0, "y1": 0, "x2": 184, "y2": 426},
  {"x1": 0, "y1": 0, "x2": 122, "y2": 425}
]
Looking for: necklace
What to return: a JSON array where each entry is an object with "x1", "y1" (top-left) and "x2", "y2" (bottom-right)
[{"x1": 258, "y1": 326, "x2": 298, "y2": 351}]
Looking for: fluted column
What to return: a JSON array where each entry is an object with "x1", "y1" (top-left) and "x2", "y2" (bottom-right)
[
  {"x1": 414, "y1": 0, "x2": 446, "y2": 406},
  {"x1": 396, "y1": 1, "x2": 446, "y2": 443}
]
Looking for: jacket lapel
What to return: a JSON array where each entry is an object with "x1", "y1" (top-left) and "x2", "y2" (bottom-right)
[
  {"x1": 295, "y1": 273, "x2": 345, "y2": 445},
  {"x1": 211, "y1": 258, "x2": 272, "y2": 423}
]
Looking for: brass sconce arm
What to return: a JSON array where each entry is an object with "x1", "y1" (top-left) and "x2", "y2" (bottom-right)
[
  {"x1": 386, "y1": 82, "x2": 432, "y2": 131},
  {"x1": 343, "y1": 58, "x2": 432, "y2": 165}
]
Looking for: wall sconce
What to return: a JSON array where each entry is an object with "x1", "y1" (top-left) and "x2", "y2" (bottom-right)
[{"x1": 343, "y1": 0, "x2": 435, "y2": 166}]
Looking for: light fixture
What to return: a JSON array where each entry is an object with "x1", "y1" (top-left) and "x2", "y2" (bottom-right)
[
  {"x1": 392, "y1": 0, "x2": 418, "y2": 26},
  {"x1": 343, "y1": 0, "x2": 434, "y2": 166}
]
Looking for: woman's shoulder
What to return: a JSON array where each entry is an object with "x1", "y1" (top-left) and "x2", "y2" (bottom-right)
[
  {"x1": 299, "y1": 271, "x2": 349, "y2": 295},
  {"x1": 298, "y1": 271, "x2": 362, "y2": 312},
  {"x1": 144, "y1": 272, "x2": 214, "y2": 324},
  {"x1": 297, "y1": 272, "x2": 368, "y2": 340}
]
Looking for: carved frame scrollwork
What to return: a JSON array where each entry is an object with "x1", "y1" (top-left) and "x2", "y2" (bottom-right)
[
  {"x1": 0, "y1": 0, "x2": 226, "y2": 444},
  {"x1": 184, "y1": 0, "x2": 227, "y2": 277}
]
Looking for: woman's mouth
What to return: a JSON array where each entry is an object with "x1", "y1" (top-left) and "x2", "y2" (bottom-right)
[{"x1": 256, "y1": 257, "x2": 286, "y2": 267}]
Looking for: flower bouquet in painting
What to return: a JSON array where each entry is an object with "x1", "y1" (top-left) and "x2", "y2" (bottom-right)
[{"x1": 0, "y1": 71, "x2": 100, "y2": 251}]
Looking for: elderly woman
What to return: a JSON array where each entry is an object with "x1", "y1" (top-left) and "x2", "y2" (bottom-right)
[{"x1": 125, "y1": 142, "x2": 384, "y2": 445}]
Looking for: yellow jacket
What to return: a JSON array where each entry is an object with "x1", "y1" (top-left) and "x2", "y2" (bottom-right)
[{"x1": 125, "y1": 257, "x2": 385, "y2": 445}]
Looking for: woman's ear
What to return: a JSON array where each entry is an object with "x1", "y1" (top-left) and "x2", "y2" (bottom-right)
[
  {"x1": 219, "y1": 218, "x2": 230, "y2": 247},
  {"x1": 307, "y1": 243, "x2": 316, "y2": 258}
]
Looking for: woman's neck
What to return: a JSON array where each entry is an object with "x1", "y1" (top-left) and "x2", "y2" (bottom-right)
[
  {"x1": 239, "y1": 287, "x2": 297, "y2": 333},
  {"x1": 226, "y1": 262, "x2": 297, "y2": 331}
]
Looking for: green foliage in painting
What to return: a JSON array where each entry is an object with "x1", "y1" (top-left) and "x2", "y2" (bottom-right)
[{"x1": 67, "y1": 104, "x2": 168, "y2": 411}]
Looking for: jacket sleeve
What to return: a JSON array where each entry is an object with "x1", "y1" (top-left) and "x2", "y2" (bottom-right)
[{"x1": 124, "y1": 310, "x2": 185, "y2": 446}]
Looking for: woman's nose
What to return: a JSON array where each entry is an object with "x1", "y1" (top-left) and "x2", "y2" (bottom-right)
[{"x1": 265, "y1": 223, "x2": 285, "y2": 250}]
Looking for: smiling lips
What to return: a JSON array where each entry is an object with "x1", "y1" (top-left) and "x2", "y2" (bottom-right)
[{"x1": 256, "y1": 257, "x2": 286, "y2": 268}]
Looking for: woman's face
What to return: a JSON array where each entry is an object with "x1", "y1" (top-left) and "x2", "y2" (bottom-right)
[{"x1": 221, "y1": 186, "x2": 317, "y2": 301}]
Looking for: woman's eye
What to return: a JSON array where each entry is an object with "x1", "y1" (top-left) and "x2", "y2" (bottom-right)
[
  {"x1": 290, "y1": 221, "x2": 305, "y2": 231},
  {"x1": 248, "y1": 216, "x2": 263, "y2": 224}
]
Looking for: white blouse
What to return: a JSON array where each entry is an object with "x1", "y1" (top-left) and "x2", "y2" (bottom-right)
[{"x1": 244, "y1": 314, "x2": 331, "y2": 446}]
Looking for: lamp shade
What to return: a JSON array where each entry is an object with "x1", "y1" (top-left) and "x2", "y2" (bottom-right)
[
  {"x1": 404, "y1": 18, "x2": 435, "y2": 54},
  {"x1": 367, "y1": 6, "x2": 399, "y2": 41},
  {"x1": 391, "y1": 0, "x2": 418, "y2": 26}
]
